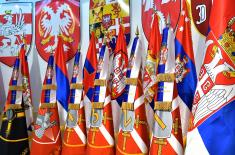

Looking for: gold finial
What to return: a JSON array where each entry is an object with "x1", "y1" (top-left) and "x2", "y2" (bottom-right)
[
  {"x1": 49, "y1": 48, "x2": 54, "y2": 55},
  {"x1": 166, "y1": 14, "x2": 171, "y2": 27},
  {"x1": 135, "y1": 26, "x2": 139, "y2": 36},
  {"x1": 78, "y1": 43, "x2": 81, "y2": 51},
  {"x1": 103, "y1": 31, "x2": 109, "y2": 45}
]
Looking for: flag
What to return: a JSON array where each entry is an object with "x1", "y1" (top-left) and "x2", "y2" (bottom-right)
[
  {"x1": 55, "y1": 37, "x2": 70, "y2": 124},
  {"x1": 20, "y1": 42, "x2": 34, "y2": 130},
  {"x1": 174, "y1": 1, "x2": 197, "y2": 138},
  {"x1": 87, "y1": 43, "x2": 115, "y2": 155},
  {"x1": 0, "y1": 45, "x2": 30, "y2": 155},
  {"x1": 110, "y1": 25, "x2": 128, "y2": 134},
  {"x1": 83, "y1": 32, "x2": 98, "y2": 102},
  {"x1": 143, "y1": 13, "x2": 162, "y2": 106},
  {"x1": 185, "y1": 0, "x2": 235, "y2": 154},
  {"x1": 62, "y1": 50, "x2": 87, "y2": 155},
  {"x1": 149, "y1": 18, "x2": 183, "y2": 155},
  {"x1": 111, "y1": 26, "x2": 128, "y2": 101},
  {"x1": 31, "y1": 54, "x2": 62, "y2": 155},
  {"x1": 116, "y1": 32, "x2": 149, "y2": 155}
]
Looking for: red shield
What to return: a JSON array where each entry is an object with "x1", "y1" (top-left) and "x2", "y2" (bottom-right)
[
  {"x1": 191, "y1": 0, "x2": 212, "y2": 36},
  {"x1": 0, "y1": 3, "x2": 33, "y2": 67},
  {"x1": 142, "y1": 0, "x2": 180, "y2": 42},
  {"x1": 35, "y1": 0, "x2": 80, "y2": 62}
]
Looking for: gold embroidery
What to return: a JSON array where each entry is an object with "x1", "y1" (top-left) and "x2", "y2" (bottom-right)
[
  {"x1": 154, "y1": 101, "x2": 172, "y2": 111},
  {"x1": 0, "y1": 136, "x2": 28, "y2": 142},
  {"x1": 65, "y1": 128, "x2": 73, "y2": 143},
  {"x1": 156, "y1": 73, "x2": 175, "y2": 83},
  {"x1": 70, "y1": 83, "x2": 83, "y2": 89},
  {"x1": 103, "y1": 112, "x2": 112, "y2": 125},
  {"x1": 218, "y1": 17, "x2": 235, "y2": 63},
  {"x1": 6, "y1": 104, "x2": 22, "y2": 110},
  {"x1": 78, "y1": 114, "x2": 85, "y2": 126},
  {"x1": 9, "y1": 85, "x2": 23, "y2": 91},
  {"x1": 135, "y1": 115, "x2": 147, "y2": 129},
  {"x1": 68, "y1": 104, "x2": 80, "y2": 110},
  {"x1": 154, "y1": 138, "x2": 167, "y2": 155},
  {"x1": 154, "y1": 113, "x2": 166, "y2": 130},
  {"x1": 173, "y1": 118, "x2": 181, "y2": 135},
  {"x1": 42, "y1": 84, "x2": 57, "y2": 90},
  {"x1": 125, "y1": 78, "x2": 138, "y2": 85},
  {"x1": 91, "y1": 127, "x2": 99, "y2": 144},
  {"x1": 40, "y1": 103, "x2": 57, "y2": 109},
  {"x1": 122, "y1": 102, "x2": 134, "y2": 111},
  {"x1": 94, "y1": 79, "x2": 107, "y2": 86},
  {"x1": 122, "y1": 131, "x2": 130, "y2": 151},
  {"x1": 91, "y1": 102, "x2": 104, "y2": 109}
]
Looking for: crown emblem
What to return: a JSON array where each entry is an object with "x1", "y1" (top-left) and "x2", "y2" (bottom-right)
[
  {"x1": 5, "y1": 10, "x2": 12, "y2": 15},
  {"x1": 175, "y1": 55, "x2": 190, "y2": 83},
  {"x1": 218, "y1": 17, "x2": 235, "y2": 64}
]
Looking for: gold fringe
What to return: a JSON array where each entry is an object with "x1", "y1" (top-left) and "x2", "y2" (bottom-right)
[
  {"x1": 70, "y1": 83, "x2": 83, "y2": 89},
  {"x1": 91, "y1": 102, "x2": 104, "y2": 109},
  {"x1": 40, "y1": 103, "x2": 57, "y2": 109},
  {"x1": 9, "y1": 86, "x2": 23, "y2": 91},
  {"x1": 6, "y1": 104, "x2": 22, "y2": 110},
  {"x1": 42, "y1": 84, "x2": 57, "y2": 90},
  {"x1": 125, "y1": 78, "x2": 137, "y2": 85},
  {"x1": 122, "y1": 102, "x2": 134, "y2": 111},
  {"x1": 68, "y1": 104, "x2": 80, "y2": 110},
  {"x1": 94, "y1": 79, "x2": 107, "y2": 86},
  {"x1": 156, "y1": 73, "x2": 175, "y2": 82},
  {"x1": 154, "y1": 101, "x2": 172, "y2": 111}
]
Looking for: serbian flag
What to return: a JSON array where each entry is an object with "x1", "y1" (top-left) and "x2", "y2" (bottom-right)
[
  {"x1": 185, "y1": 0, "x2": 235, "y2": 154},
  {"x1": 87, "y1": 44, "x2": 115, "y2": 155},
  {"x1": 31, "y1": 54, "x2": 62, "y2": 155},
  {"x1": 143, "y1": 13, "x2": 162, "y2": 105},
  {"x1": 20, "y1": 44, "x2": 34, "y2": 129},
  {"x1": 111, "y1": 26, "x2": 128, "y2": 101},
  {"x1": 111, "y1": 26, "x2": 128, "y2": 133},
  {"x1": 55, "y1": 37, "x2": 70, "y2": 125},
  {"x1": 83, "y1": 32, "x2": 98, "y2": 103},
  {"x1": 62, "y1": 50, "x2": 87, "y2": 155},
  {"x1": 116, "y1": 33, "x2": 149, "y2": 155},
  {"x1": 0, "y1": 45, "x2": 30, "y2": 155},
  {"x1": 174, "y1": 1, "x2": 197, "y2": 139},
  {"x1": 149, "y1": 18, "x2": 184, "y2": 154}
]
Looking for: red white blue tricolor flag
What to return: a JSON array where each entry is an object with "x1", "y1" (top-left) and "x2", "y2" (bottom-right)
[
  {"x1": 87, "y1": 43, "x2": 115, "y2": 155},
  {"x1": 150, "y1": 17, "x2": 183, "y2": 154},
  {"x1": 55, "y1": 37, "x2": 70, "y2": 124},
  {"x1": 31, "y1": 53, "x2": 62, "y2": 155},
  {"x1": 116, "y1": 32, "x2": 149, "y2": 155},
  {"x1": 111, "y1": 26, "x2": 128, "y2": 103},
  {"x1": 185, "y1": 0, "x2": 235, "y2": 154},
  {"x1": 62, "y1": 50, "x2": 87, "y2": 155},
  {"x1": 174, "y1": 1, "x2": 197, "y2": 137},
  {"x1": 83, "y1": 32, "x2": 98, "y2": 103}
]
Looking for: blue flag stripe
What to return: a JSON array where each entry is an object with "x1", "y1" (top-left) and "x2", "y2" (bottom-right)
[
  {"x1": 11, "y1": 58, "x2": 20, "y2": 104},
  {"x1": 198, "y1": 100, "x2": 235, "y2": 155},
  {"x1": 124, "y1": 37, "x2": 138, "y2": 103},
  {"x1": 84, "y1": 59, "x2": 95, "y2": 74},
  {"x1": 175, "y1": 39, "x2": 197, "y2": 110},
  {"x1": 44, "y1": 56, "x2": 54, "y2": 103},
  {"x1": 56, "y1": 65, "x2": 70, "y2": 111}
]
